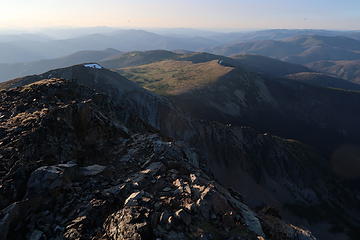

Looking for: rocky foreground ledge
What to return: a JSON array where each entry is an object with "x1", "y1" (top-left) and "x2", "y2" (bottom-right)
[{"x1": 0, "y1": 79, "x2": 316, "y2": 240}]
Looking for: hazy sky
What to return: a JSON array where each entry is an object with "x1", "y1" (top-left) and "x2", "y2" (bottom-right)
[{"x1": 1, "y1": 0, "x2": 360, "y2": 30}]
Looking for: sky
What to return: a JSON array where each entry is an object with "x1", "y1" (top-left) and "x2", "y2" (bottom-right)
[{"x1": 1, "y1": 0, "x2": 360, "y2": 30}]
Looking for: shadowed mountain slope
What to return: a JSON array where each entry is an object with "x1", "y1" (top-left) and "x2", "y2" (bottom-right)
[
  {"x1": 286, "y1": 72, "x2": 360, "y2": 90},
  {"x1": 308, "y1": 60, "x2": 360, "y2": 84},
  {"x1": 117, "y1": 58, "x2": 360, "y2": 154},
  {"x1": 230, "y1": 54, "x2": 312, "y2": 76}
]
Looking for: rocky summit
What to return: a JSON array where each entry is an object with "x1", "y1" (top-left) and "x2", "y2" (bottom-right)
[{"x1": 0, "y1": 78, "x2": 319, "y2": 240}]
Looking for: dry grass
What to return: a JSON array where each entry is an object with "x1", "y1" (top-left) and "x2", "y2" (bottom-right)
[{"x1": 118, "y1": 60, "x2": 234, "y2": 95}]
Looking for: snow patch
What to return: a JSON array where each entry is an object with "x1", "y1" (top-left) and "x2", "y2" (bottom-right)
[{"x1": 84, "y1": 63, "x2": 103, "y2": 69}]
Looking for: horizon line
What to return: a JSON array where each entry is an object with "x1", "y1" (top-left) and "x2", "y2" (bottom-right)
[{"x1": 1, "y1": 26, "x2": 360, "y2": 33}]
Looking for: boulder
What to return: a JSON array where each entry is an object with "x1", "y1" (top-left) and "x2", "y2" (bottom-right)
[
  {"x1": 26, "y1": 164, "x2": 77, "y2": 198},
  {"x1": 79, "y1": 164, "x2": 107, "y2": 176}
]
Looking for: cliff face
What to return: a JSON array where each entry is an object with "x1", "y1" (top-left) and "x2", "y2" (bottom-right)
[
  {"x1": 1, "y1": 65, "x2": 360, "y2": 239},
  {"x1": 0, "y1": 78, "x2": 318, "y2": 240}
]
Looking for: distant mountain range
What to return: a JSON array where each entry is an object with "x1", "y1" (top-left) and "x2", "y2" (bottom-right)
[
  {"x1": 207, "y1": 29, "x2": 360, "y2": 43},
  {"x1": 2, "y1": 28, "x2": 360, "y2": 64},
  {"x1": 208, "y1": 35, "x2": 360, "y2": 64},
  {"x1": 0, "y1": 29, "x2": 218, "y2": 63}
]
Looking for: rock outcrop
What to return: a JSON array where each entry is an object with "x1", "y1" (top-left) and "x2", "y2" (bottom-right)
[{"x1": 0, "y1": 78, "x2": 318, "y2": 240}]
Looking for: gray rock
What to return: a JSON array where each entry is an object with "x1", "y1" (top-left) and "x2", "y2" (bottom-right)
[
  {"x1": 29, "y1": 230, "x2": 45, "y2": 240},
  {"x1": 80, "y1": 164, "x2": 106, "y2": 176},
  {"x1": 142, "y1": 162, "x2": 165, "y2": 176},
  {"x1": 0, "y1": 201, "x2": 29, "y2": 240},
  {"x1": 26, "y1": 165, "x2": 74, "y2": 197}
]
